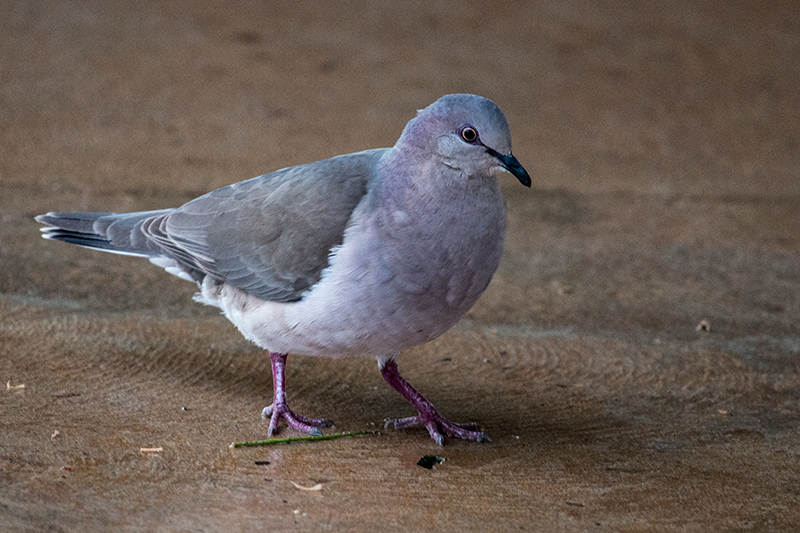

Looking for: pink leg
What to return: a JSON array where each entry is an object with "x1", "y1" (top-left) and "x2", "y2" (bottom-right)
[
  {"x1": 380, "y1": 359, "x2": 490, "y2": 445},
  {"x1": 261, "y1": 352, "x2": 333, "y2": 436}
]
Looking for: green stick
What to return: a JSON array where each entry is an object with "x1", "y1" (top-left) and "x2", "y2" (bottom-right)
[{"x1": 230, "y1": 430, "x2": 379, "y2": 448}]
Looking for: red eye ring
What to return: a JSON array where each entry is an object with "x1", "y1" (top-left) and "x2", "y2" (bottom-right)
[{"x1": 459, "y1": 125, "x2": 478, "y2": 143}]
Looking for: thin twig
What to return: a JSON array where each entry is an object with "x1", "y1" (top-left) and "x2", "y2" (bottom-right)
[
  {"x1": 140, "y1": 447, "x2": 163, "y2": 454},
  {"x1": 230, "y1": 430, "x2": 379, "y2": 448}
]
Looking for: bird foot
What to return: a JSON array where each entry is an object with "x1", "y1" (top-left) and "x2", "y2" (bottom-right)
[
  {"x1": 263, "y1": 351, "x2": 333, "y2": 437},
  {"x1": 384, "y1": 413, "x2": 490, "y2": 446},
  {"x1": 261, "y1": 403, "x2": 334, "y2": 437},
  {"x1": 380, "y1": 358, "x2": 491, "y2": 445}
]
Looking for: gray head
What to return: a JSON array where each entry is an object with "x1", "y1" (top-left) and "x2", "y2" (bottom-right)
[{"x1": 397, "y1": 94, "x2": 531, "y2": 187}]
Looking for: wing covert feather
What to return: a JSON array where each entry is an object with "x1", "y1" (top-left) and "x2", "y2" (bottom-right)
[{"x1": 151, "y1": 149, "x2": 385, "y2": 302}]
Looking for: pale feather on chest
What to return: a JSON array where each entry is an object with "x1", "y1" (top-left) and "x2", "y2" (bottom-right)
[{"x1": 380, "y1": 180, "x2": 506, "y2": 308}]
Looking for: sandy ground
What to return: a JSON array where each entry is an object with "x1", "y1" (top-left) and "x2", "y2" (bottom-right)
[{"x1": 2, "y1": 1, "x2": 800, "y2": 531}]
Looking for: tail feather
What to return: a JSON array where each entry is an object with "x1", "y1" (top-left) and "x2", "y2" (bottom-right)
[{"x1": 36, "y1": 210, "x2": 173, "y2": 257}]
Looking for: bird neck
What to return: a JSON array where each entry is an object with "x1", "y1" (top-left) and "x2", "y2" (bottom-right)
[{"x1": 377, "y1": 145, "x2": 474, "y2": 210}]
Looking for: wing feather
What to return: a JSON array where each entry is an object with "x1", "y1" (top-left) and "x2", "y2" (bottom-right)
[{"x1": 146, "y1": 148, "x2": 384, "y2": 302}]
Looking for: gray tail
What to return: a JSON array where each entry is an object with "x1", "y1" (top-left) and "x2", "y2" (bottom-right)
[{"x1": 35, "y1": 210, "x2": 173, "y2": 257}]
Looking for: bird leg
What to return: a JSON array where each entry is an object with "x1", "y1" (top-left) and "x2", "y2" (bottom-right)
[
  {"x1": 261, "y1": 352, "x2": 334, "y2": 436},
  {"x1": 380, "y1": 359, "x2": 490, "y2": 445}
]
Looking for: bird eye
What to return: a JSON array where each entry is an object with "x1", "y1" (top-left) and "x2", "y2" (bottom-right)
[{"x1": 459, "y1": 125, "x2": 478, "y2": 143}]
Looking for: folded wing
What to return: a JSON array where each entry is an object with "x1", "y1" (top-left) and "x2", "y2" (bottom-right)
[{"x1": 37, "y1": 148, "x2": 384, "y2": 302}]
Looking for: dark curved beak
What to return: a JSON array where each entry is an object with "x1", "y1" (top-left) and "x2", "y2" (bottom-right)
[{"x1": 487, "y1": 148, "x2": 531, "y2": 187}]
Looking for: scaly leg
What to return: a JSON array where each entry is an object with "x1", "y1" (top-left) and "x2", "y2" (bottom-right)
[
  {"x1": 261, "y1": 352, "x2": 334, "y2": 436},
  {"x1": 380, "y1": 359, "x2": 490, "y2": 445}
]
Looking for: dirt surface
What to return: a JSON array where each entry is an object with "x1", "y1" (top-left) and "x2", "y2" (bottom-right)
[{"x1": 2, "y1": 1, "x2": 800, "y2": 531}]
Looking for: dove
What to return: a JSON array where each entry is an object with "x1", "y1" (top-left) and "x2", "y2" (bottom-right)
[{"x1": 36, "y1": 93, "x2": 531, "y2": 445}]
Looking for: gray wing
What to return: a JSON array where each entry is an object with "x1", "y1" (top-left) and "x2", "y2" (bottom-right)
[{"x1": 144, "y1": 148, "x2": 385, "y2": 302}]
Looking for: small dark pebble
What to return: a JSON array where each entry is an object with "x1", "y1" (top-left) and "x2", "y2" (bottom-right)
[
  {"x1": 417, "y1": 455, "x2": 445, "y2": 469},
  {"x1": 254, "y1": 460, "x2": 271, "y2": 465}
]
